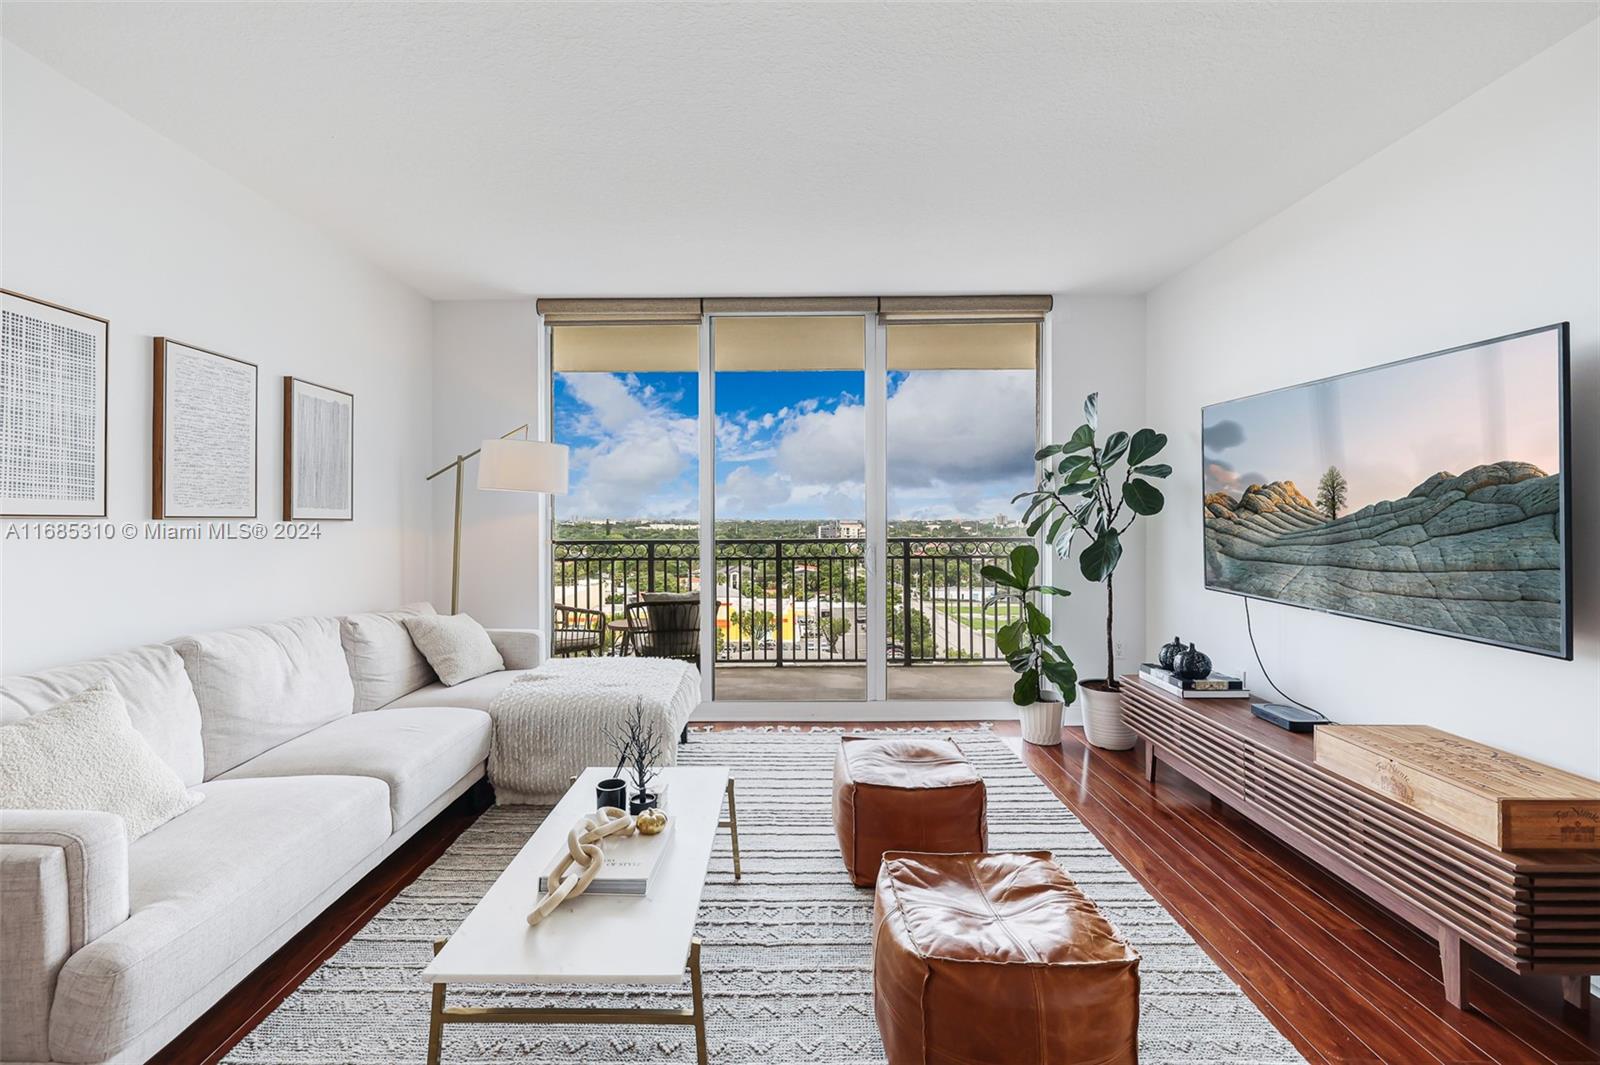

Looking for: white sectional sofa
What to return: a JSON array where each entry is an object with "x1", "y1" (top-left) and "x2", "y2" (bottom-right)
[{"x1": 0, "y1": 605, "x2": 542, "y2": 1065}]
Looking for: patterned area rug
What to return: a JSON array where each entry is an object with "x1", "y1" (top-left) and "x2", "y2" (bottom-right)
[{"x1": 224, "y1": 729, "x2": 1305, "y2": 1064}]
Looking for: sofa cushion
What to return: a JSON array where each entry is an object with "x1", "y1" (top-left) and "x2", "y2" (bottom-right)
[
  {"x1": 46, "y1": 775, "x2": 390, "y2": 1063},
  {"x1": 382, "y1": 669, "x2": 524, "y2": 713},
  {"x1": 1, "y1": 643, "x2": 205, "y2": 785},
  {"x1": 218, "y1": 707, "x2": 490, "y2": 828},
  {"x1": 340, "y1": 602, "x2": 439, "y2": 713},
  {"x1": 171, "y1": 616, "x2": 355, "y2": 779},
  {"x1": 403, "y1": 612, "x2": 504, "y2": 686},
  {"x1": 0, "y1": 683, "x2": 203, "y2": 840}
]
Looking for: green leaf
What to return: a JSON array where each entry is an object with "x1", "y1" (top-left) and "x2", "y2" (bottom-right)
[
  {"x1": 1041, "y1": 657, "x2": 1078, "y2": 693},
  {"x1": 1083, "y1": 393, "x2": 1099, "y2": 431},
  {"x1": 996, "y1": 619, "x2": 1025, "y2": 655},
  {"x1": 981, "y1": 564, "x2": 1021, "y2": 589},
  {"x1": 1033, "y1": 444, "x2": 1066, "y2": 461},
  {"x1": 1045, "y1": 513, "x2": 1067, "y2": 544},
  {"x1": 1128, "y1": 428, "x2": 1168, "y2": 466},
  {"x1": 1122, "y1": 478, "x2": 1165, "y2": 516},
  {"x1": 1064, "y1": 423, "x2": 1095, "y2": 453},
  {"x1": 1009, "y1": 543, "x2": 1039, "y2": 585},
  {"x1": 1032, "y1": 584, "x2": 1072, "y2": 597},
  {"x1": 1012, "y1": 669, "x2": 1041, "y2": 707},
  {"x1": 1133, "y1": 463, "x2": 1172, "y2": 478},
  {"x1": 1057, "y1": 455, "x2": 1094, "y2": 481},
  {"x1": 1079, "y1": 528, "x2": 1123, "y2": 582},
  {"x1": 1100, "y1": 431, "x2": 1130, "y2": 466},
  {"x1": 1025, "y1": 602, "x2": 1051, "y2": 637}
]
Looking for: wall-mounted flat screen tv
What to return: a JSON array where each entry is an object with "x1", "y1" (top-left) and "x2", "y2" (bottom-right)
[{"x1": 1202, "y1": 323, "x2": 1571, "y2": 659}]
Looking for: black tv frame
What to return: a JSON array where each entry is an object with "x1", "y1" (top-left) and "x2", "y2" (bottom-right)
[{"x1": 1201, "y1": 322, "x2": 1572, "y2": 661}]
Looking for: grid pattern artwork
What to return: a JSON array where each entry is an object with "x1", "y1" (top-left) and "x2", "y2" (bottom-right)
[
  {"x1": 285, "y1": 377, "x2": 353, "y2": 519},
  {"x1": 1, "y1": 293, "x2": 107, "y2": 515}
]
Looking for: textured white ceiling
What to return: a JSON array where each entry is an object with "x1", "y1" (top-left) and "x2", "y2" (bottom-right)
[{"x1": 4, "y1": 2, "x2": 1594, "y2": 299}]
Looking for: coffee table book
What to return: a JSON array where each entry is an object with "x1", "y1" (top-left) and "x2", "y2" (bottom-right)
[{"x1": 1314, "y1": 725, "x2": 1600, "y2": 850}]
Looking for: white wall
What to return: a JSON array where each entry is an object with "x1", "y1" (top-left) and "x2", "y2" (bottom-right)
[
  {"x1": 428, "y1": 300, "x2": 545, "y2": 627},
  {"x1": 1143, "y1": 24, "x2": 1599, "y2": 774},
  {"x1": 1048, "y1": 296, "x2": 1149, "y2": 720},
  {"x1": 0, "y1": 44, "x2": 434, "y2": 673}
]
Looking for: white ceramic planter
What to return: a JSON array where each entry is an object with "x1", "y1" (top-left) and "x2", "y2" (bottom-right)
[
  {"x1": 1019, "y1": 700, "x2": 1064, "y2": 746},
  {"x1": 1080, "y1": 684, "x2": 1136, "y2": 750}
]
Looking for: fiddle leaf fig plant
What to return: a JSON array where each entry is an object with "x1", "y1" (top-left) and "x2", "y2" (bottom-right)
[
  {"x1": 982, "y1": 544, "x2": 1078, "y2": 708},
  {"x1": 1014, "y1": 392, "x2": 1170, "y2": 693}
]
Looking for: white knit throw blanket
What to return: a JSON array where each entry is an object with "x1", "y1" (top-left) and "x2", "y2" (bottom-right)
[{"x1": 486, "y1": 658, "x2": 701, "y2": 804}]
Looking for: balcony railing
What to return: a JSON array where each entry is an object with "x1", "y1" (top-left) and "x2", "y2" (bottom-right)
[{"x1": 553, "y1": 536, "x2": 1030, "y2": 665}]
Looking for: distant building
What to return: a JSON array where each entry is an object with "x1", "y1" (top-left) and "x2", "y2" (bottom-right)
[
  {"x1": 993, "y1": 512, "x2": 1020, "y2": 528},
  {"x1": 817, "y1": 519, "x2": 866, "y2": 539}
]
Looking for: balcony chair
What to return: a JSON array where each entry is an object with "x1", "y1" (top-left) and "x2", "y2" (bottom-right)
[
  {"x1": 621, "y1": 592, "x2": 701, "y2": 664},
  {"x1": 552, "y1": 603, "x2": 606, "y2": 657}
]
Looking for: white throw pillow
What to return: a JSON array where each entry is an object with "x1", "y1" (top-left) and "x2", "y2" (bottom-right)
[
  {"x1": 340, "y1": 602, "x2": 439, "y2": 712},
  {"x1": 0, "y1": 682, "x2": 202, "y2": 839},
  {"x1": 403, "y1": 613, "x2": 505, "y2": 686}
]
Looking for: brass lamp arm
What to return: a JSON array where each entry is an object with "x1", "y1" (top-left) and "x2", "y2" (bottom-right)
[{"x1": 425, "y1": 423, "x2": 530, "y2": 481}]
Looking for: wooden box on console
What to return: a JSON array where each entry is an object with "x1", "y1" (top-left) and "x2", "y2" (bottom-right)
[{"x1": 1314, "y1": 725, "x2": 1600, "y2": 851}]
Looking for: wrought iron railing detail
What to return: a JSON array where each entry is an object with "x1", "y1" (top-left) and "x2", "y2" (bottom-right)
[{"x1": 553, "y1": 536, "x2": 1030, "y2": 665}]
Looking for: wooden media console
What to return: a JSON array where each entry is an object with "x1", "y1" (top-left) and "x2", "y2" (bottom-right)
[{"x1": 1121, "y1": 677, "x2": 1600, "y2": 1014}]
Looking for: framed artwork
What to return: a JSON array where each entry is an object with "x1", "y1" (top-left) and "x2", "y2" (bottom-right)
[
  {"x1": 283, "y1": 377, "x2": 354, "y2": 520},
  {"x1": 153, "y1": 338, "x2": 258, "y2": 519},
  {"x1": 1, "y1": 289, "x2": 110, "y2": 517}
]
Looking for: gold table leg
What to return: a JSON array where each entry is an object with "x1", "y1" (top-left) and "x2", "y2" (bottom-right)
[
  {"x1": 427, "y1": 938, "x2": 447, "y2": 1065},
  {"x1": 425, "y1": 935, "x2": 710, "y2": 1062},
  {"x1": 719, "y1": 777, "x2": 743, "y2": 881}
]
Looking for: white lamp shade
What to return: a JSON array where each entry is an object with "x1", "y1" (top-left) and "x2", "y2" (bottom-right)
[{"x1": 477, "y1": 438, "x2": 569, "y2": 493}]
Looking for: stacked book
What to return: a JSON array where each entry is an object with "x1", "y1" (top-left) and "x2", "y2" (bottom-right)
[
  {"x1": 1138, "y1": 663, "x2": 1249, "y2": 700},
  {"x1": 539, "y1": 820, "x2": 675, "y2": 897}
]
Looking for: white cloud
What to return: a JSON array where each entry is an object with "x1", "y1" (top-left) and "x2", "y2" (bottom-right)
[
  {"x1": 719, "y1": 466, "x2": 793, "y2": 515},
  {"x1": 559, "y1": 373, "x2": 697, "y2": 519}
]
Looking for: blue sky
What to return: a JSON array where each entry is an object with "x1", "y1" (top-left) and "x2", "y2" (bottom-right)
[{"x1": 554, "y1": 368, "x2": 1036, "y2": 521}]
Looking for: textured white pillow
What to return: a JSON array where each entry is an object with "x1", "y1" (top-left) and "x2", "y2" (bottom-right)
[
  {"x1": 0, "y1": 682, "x2": 202, "y2": 839},
  {"x1": 403, "y1": 613, "x2": 505, "y2": 686}
]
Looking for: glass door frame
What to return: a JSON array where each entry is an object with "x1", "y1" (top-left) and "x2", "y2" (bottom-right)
[
  {"x1": 698, "y1": 310, "x2": 886, "y2": 704},
  {"x1": 539, "y1": 308, "x2": 1054, "y2": 718}
]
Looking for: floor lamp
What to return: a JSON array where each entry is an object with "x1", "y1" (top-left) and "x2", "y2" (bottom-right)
[{"x1": 426, "y1": 424, "x2": 569, "y2": 614}]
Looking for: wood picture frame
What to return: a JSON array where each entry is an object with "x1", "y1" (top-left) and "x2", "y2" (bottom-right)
[
  {"x1": 1, "y1": 289, "x2": 110, "y2": 517},
  {"x1": 152, "y1": 338, "x2": 259, "y2": 519},
  {"x1": 283, "y1": 376, "x2": 354, "y2": 520}
]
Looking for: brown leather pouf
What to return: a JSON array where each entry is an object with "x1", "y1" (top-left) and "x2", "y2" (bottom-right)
[
  {"x1": 872, "y1": 851, "x2": 1141, "y2": 1065},
  {"x1": 832, "y1": 736, "x2": 986, "y2": 887}
]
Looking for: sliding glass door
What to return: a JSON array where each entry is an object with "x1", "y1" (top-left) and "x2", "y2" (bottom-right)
[
  {"x1": 546, "y1": 303, "x2": 1043, "y2": 707},
  {"x1": 709, "y1": 315, "x2": 871, "y2": 702}
]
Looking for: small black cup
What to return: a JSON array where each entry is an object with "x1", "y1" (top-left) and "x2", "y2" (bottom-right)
[{"x1": 596, "y1": 777, "x2": 628, "y2": 812}]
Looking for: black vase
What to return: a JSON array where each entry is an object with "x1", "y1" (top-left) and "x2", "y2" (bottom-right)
[
  {"x1": 629, "y1": 791, "x2": 659, "y2": 816},
  {"x1": 596, "y1": 777, "x2": 628, "y2": 812},
  {"x1": 1172, "y1": 643, "x2": 1213, "y2": 681},
  {"x1": 1158, "y1": 636, "x2": 1185, "y2": 671}
]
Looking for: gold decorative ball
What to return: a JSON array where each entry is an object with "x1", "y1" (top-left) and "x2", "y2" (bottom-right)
[{"x1": 636, "y1": 808, "x2": 668, "y2": 835}]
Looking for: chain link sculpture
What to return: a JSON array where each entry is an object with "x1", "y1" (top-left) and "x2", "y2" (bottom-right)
[{"x1": 526, "y1": 806, "x2": 637, "y2": 926}]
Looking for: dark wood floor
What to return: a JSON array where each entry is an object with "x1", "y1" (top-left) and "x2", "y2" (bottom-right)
[{"x1": 158, "y1": 724, "x2": 1600, "y2": 1065}]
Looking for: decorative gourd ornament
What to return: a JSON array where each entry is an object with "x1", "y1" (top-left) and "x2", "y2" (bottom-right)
[
  {"x1": 1158, "y1": 636, "x2": 1185, "y2": 671},
  {"x1": 636, "y1": 807, "x2": 668, "y2": 835},
  {"x1": 1172, "y1": 643, "x2": 1213, "y2": 681}
]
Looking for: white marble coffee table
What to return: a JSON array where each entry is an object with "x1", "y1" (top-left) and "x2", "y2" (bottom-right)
[{"x1": 422, "y1": 766, "x2": 741, "y2": 1065}]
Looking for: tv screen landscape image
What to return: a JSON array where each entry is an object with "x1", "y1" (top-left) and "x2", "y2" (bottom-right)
[{"x1": 1202, "y1": 324, "x2": 1571, "y2": 658}]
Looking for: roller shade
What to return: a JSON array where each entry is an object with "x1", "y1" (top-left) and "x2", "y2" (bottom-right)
[
  {"x1": 536, "y1": 298, "x2": 702, "y2": 325},
  {"x1": 878, "y1": 295, "x2": 1051, "y2": 323},
  {"x1": 703, "y1": 297, "x2": 878, "y2": 313},
  {"x1": 712, "y1": 316, "x2": 864, "y2": 371},
  {"x1": 551, "y1": 324, "x2": 699, "y2": 373},
  {"x1": 886, "y1": 322, "x2": 1038, "y2": 371}
]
